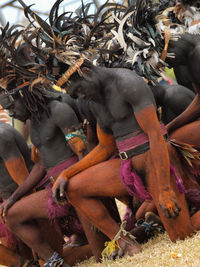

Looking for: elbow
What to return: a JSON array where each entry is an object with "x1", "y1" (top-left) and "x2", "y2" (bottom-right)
[{"x1": 101, "y1": 143, "x2": 116, "y2": 159}]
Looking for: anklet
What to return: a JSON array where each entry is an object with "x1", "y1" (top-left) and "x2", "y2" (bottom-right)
[
  {"x1": 43, "y1": 252, "x2": 64, "y2": 267},
  {"x1": 101, "y1": 221, "x2": 137, "y2": 260}
]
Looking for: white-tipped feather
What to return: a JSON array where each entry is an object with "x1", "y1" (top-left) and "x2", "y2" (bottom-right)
[
  {"x1": 112, "y1": 11, "x2": 135, "y2": 51},
  {"x1": 127, "y1": 32, "x2": 151, "y2": 47}
]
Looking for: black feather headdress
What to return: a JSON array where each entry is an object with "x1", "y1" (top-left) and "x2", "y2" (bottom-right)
[{"x1": 8, "y1": 0, "x2": 199, "y2": 90}]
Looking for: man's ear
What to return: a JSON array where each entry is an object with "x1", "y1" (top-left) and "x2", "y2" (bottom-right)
[{"x1": 82, "y1": 67, "x2": 92, "y2": 77}]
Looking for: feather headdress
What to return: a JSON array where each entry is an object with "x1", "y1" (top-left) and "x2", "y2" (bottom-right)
[
  {"x1": 7, "y1": 0, "x2": 199, "y2": 89},
  {"x1": 16, "y1": 0, "x2": 169, "y2": 85}
]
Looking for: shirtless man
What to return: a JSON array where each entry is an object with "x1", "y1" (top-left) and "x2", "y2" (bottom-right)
[
  {"x1": 0, "y1": 85, "x2": 90, "y2": 266},
  {"x1": 150, "y1": 83, "x2": 195, "y2": 124},
  {"x1": 0, "y1": 120, "x2": 37, "y2": 266},
  {"x1": 165, "y1": 33, "x2": 200, "y2": 134},
  {"x1": 52, "y1": 63, "x2": 194, "y2": 258}
]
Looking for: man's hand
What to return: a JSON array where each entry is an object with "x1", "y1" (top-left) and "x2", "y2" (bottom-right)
[
  {"x1": 0, "y1": 197, "x2": 15, "y2": 223},
  {"x1": 52, "y1": 176, "x2": 68, "y2": 205},
  {"x1": 159, "y1": 189, "x2": 181, "y2": 218}
]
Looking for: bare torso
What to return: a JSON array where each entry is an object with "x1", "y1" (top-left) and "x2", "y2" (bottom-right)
[
  {"x1": 30, "y1": 100, "x2": 80, "y2": 169},
  {"x1": 82, "y1": 67, "x2": 157, "y2": 140}
]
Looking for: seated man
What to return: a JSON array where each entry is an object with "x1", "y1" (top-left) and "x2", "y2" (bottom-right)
[
  {"x1": 52, "y1": 62, "x2": 195, "y2": 259},
  {"x1": 0, "y1": 120, "x2": 38, "y2": 266},
  {"x1": 0, "y1": 84, "x2": 92, "y2": 266}
]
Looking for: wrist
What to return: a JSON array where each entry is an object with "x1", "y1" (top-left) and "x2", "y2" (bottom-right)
[{"x1": 10, "y1": 194, "x2": 18, "y2": 203}]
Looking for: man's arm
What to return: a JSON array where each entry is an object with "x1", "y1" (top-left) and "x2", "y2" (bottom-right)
[
  {"x1": 134, "y1": 105, "x2": 170, "y2": 192},
  {"x1": 0, "y1": 134, "x2": 30, "y2": 186},
  {"x1": 51, "y1": 100, "x2": 87, "y2": 159},
  {"x1": 123, "y1": 77, "x2": 179, "y2": 217},
  {"x1": 8, "y1": 146, "x2": 46, "y2": 202},
  {"x1": 123, "y1": 76, "x2": 171, "y2": 191},
  {"x1": 52, "y1": 123, "x2": 116, "y2": 201},
  {"x1": 0, "y1": 147, "x2": 46, "y2": 221},
  {"x1": 56, "y1": 124, "x2": 116, "y2": 181}
]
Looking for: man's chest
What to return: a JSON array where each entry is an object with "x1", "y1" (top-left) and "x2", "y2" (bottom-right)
[
  {"x1": 91, "y1": 97, "x2": 132, "y2": 129},
  {"x1": 30, "y1": 119, "x2": 57, "y2": 148}
]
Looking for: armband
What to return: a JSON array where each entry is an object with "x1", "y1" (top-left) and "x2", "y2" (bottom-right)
[{"x1": 65, "y1": 129, "x2": 87, "y2": 144}]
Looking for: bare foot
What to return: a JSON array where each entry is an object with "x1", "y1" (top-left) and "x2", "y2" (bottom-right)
[
  {"x1": 117, "y1": 234, "x2": 141, "y2": 257},
  {"x1": 102, "y1": 222, "x2": 141, "y2": 260},
  {"x1": 106, "y1": 235, "x2": 141, "y2": 260},
  {"x1": 102, "y1": 234, "x2": 141, "y2": 260},
  {"x1": 159, "y1": 190, "x2": 181, "y2": 218}
]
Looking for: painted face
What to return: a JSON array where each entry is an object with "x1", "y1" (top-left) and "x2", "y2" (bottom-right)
[{"x1": 0, "y1": 94, "x2": 30, "y2": 122}]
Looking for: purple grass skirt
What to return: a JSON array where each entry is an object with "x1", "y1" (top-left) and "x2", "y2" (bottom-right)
[
  {"x1": 123, "y1": 206, "x2": 137, "y2": 231},
  {"x1": 36, "y1": 156, "x2": 84, "y2": 237},
  {"x1": 117, "y1": 124, "x2": 186, "y2": 201},
  {"x1": 0, "y1": 208, "x2": 17, "y2": 247}
]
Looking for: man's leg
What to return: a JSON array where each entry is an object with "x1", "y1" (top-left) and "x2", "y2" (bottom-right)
[
  {"x1": 191, "y1": 211, "x2": 200, "y2": 231},
  {"x1": 63, "y1": 244, "x2": 92, "y2": 266},
  {"x1": 75, "y1": 211, "x2": 107, "y2": 262},
  {"x1": 6, "y1": 190, "x2": 63, "y2": 262},
  {"x1": 67, "y1": 159, "x2": 141, "y2": 257},
  {"x1": 0, "y1": 244, "x2": 26, "y2": 267},
  {"x1": 169, "y1": 119, "x2": 200, "y2": 150},
  {"x1": 76, "y1": 197, "x2": 121, "y2": 262},
  {"x1": 68, "y1": 151, "x2": 194, "y2": 246}
]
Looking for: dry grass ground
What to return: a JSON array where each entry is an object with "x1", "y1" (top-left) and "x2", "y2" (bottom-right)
[
  {"x1": 75, "y1": 201, "x2": 200, "y2": 267},
  {"x1": 1, "y1": 201, "x2": 199, "y2": 267}
]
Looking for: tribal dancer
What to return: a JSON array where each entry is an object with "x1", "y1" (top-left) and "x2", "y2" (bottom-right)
[
  {"x1": 3, "y1": 0, "x2": 200, "y2": 262},
  {"x1": 0, "y1": 22, "x2": 95, "y2": 265},
  {"x1": 0, "y1": 119, "x2": 42, "y2": 266},
  {"x1": 48, "y1": 0, "x2": 200, "y2": 257}
]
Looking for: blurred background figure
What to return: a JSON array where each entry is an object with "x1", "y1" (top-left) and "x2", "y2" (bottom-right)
[{"x1": 0, "y1": 105, "x2": 11, "y2": 125}]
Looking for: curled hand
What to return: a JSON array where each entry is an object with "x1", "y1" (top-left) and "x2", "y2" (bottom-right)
[
  {"x1": 52, "y1": 176, "x2": 68, "y2": 206},
  {"x1": 0, "y1": 197, "x2": 15, "y2": 223}
]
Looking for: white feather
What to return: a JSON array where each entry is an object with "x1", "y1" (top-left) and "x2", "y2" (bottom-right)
[
  {"x1": 127, "y1": 32, "x2": 151, "y2": 47},
  {"x1": 142, "y1": 48, "x2": 149, "y2": 59},
  {"x1": 148, "y1": 37, "x2": 155, "y2": 47},
  {"x1": 112, "y1": 11, "x2": 135, "y2": 51},
  {"x1": 82, "y1": 24, "x2": 90, "y2": 36},
  {"x1": 131, "y1": 50, "x2": 143, "y2": 65}
]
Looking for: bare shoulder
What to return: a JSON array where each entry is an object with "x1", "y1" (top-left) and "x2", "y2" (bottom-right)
[
  {"x1": 0, "y1": 122, "x2": 15, "y2": 142},
  {"x1": 113, "y1": 68, "x2": 152, "y2": 98},
  {"x1": 49, "y1": 99, "x2": 79, "y2": 127},
  {"x1": 50, "y1": 99, "x2": 75, "y2": 117},
  {"x1": 106, "y1": 68, "x2": 148, "y2": 89},
  {"x1": 0, "y1": 123, "x2": 16, "y2": 155}
]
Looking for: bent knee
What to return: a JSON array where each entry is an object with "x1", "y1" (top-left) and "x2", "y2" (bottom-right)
[
  {"x1": 67, "y1": 176, "x2": 85, "y2": 204},
  {"x1": 6, "y1": 207, "x2": 25, "y2": 230}
]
